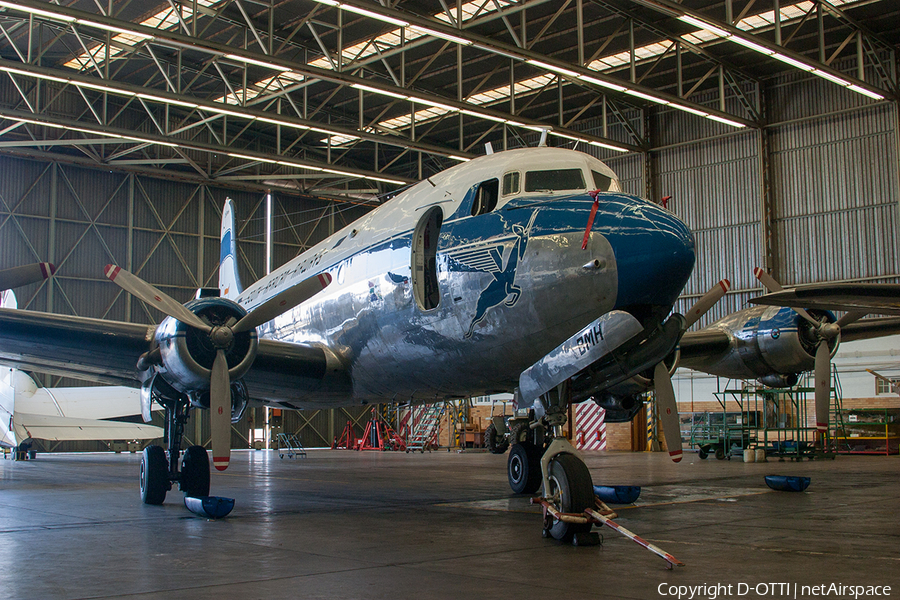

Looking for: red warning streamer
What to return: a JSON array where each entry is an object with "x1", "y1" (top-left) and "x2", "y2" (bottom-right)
[{"x1": 581, "y1": 190, "x2": 601, "y2": 250}]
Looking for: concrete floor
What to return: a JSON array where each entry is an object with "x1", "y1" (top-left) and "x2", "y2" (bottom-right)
[{"x1": 0, "y1": 448, "x2": 898, "y2": 600}]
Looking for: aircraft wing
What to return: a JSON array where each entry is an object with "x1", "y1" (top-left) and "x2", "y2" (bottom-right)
[
  {"x1": 0, "y1": 307, "x2": 336, "y2": 399},
  {"x1": 0, "y1": 307, "x2": 153, "y2": 386},
  {"x1": 751, "y1": 283, "x2": 900, "y2": 315},
  {"x1": 20, "y1": 386, "x2": 146, "y2": 420},
  {"x1": 14, "y1": 413, "x2": 163, "y2": 442},
  {"x1": 839, "y1": 316, "x2": 900, "y2": 342}
]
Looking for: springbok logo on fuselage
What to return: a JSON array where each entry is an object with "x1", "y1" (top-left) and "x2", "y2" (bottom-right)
[{"x1": 449, "y1": 211, "x2": 539, "y2": 338}]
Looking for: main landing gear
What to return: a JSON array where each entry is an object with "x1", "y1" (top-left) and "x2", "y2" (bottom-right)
[
  {"x1": 140, "y1": 396, "x2": 210, "y2": 505},
  {"x1": 506, "y1": 382, "x2": 594, "y2": 542}
]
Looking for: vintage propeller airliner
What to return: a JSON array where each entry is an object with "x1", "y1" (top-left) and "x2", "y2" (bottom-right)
[{"x1": 0, "y1": 146, "x2": 897, "y2": 542}]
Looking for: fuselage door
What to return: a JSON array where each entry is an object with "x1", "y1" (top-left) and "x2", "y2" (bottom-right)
[{"x1": 412, "y1": 206, "x2": 443, "y2": 311}]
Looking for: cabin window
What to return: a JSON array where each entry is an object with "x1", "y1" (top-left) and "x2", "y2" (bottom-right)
[
  {"x1": 524, "y1": 168, "x2": 585, "y2": 192},
  {"x1": 591, "y1": 170, "x2": 613, "y2": 192},
  {"x1": 411, "y1": 206, "x2": 443, "y2": 311},
  {"x1": 502, "y1": 171, "x2": 520, "y2": 196},
  {"x1": 471, "y1": 178, "x2": 499, "y2": 216}
]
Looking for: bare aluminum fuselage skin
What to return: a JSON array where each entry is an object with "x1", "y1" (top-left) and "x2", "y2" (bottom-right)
[
  {"x1": 235, "y1": 148, "x2": 696, "y2": 406},
  {"x1": 679, "y1": 305, "x2": 835, "y2": 382}
]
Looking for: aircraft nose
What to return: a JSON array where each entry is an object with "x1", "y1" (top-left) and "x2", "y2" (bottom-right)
[{"x1": 610, "y1": 199, "x2": 695, "y2": 314}]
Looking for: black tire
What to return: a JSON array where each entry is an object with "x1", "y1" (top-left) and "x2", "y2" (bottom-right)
[
  {"x1": 140, "y1": 445, "x2": 169, "y2": 505},
  {"x1": 698, "y1": 448, "x2": 708, "y2": 459},
  {"x1": 509, "y1": 423, "x2": 529, "y2": 445},
  {"x1": 508, "y1": 441, "x2": 542, "y2": 494},
  {"x1": 715, "y1": 446, "x2": 726, "y2": 460},
  {"x1": 180, "y1": 445, "x2": 210, "y2": 498},
  {"x1": 484, "y1": 422, "x2": 510, "y2": 454},
  {"x1": 546, "y1": 453, "x2": 595, "y2": 542}
]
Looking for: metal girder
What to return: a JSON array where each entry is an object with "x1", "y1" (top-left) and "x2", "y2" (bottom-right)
[{"x1": 623, "y1": 0, "x2": 894, "y2": 100}]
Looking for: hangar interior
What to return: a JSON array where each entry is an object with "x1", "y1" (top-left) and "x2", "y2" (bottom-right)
[{"x1": 0, "y1": 0, "x2": 898, "y2": 455}]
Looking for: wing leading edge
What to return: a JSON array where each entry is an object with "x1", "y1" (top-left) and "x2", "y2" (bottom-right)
[{"x1": 0, "y1": 307, "x2": 339, "y2": 402}]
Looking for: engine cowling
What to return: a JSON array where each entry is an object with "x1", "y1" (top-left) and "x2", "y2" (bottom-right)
[
  {"x1": 682, "y1": 305, "x2": 838, "y2": 385},
  {"x1": 153, "y1": 297, "x2": 258, "y2": 396}
]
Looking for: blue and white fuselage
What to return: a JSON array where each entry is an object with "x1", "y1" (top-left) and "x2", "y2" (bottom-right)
[{"x1": 228, "y1": 147, "x2": 696, "y2": 406}]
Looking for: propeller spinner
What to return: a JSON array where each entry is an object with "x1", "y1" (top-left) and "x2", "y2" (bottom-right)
[{"x1": 105, "y1": 264, "x2": 331, "y2": 471}]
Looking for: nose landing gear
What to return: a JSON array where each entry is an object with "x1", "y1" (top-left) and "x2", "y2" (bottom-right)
[{"x1": 506, "y1": 382, "x2": 595, "y2": 542}]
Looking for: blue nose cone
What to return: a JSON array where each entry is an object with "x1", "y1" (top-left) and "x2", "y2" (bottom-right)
[{"x1": 607, "y1": 197, "x2": 695, "y2": 312}]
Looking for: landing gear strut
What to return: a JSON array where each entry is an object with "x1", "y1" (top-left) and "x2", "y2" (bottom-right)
[
  {"x1": 140, "y1": 395, "x2": 210, "y2": 505},
  {"x1": 507, "y1": 382, "x2": 595, "y2": 542}
]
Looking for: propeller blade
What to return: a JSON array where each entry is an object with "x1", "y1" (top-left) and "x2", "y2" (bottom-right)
[
  {"x1": 753, "y1": 267, "x2": 817, "y2": 325},
  {"x1": 683, "y1": 279, "x2": 731, "y2": 329},
  {"x1": 653, "y1": 362, "x2": 683, "y2": 463},
  {"x1": 233, "y1": 272, "x2": 332, "y2": 333},
  {"x1": 0, "y1": 262, "x2": 55, "y2": 290},
  {"x1": 753, "y1": 266, "x2": 783, "y2": 293},
  {"x1": 210, "y1": 349, "x2": 231, "y2": 472},
  {"x1": 836, "y1": 310, "x2": 867, "y2": 328},
  {"x1": 814, "y1": 341, "x2": 831, "y2": 435},
  {"x1": 105, "y1": 264, "x2": 211, "y2": 332}
]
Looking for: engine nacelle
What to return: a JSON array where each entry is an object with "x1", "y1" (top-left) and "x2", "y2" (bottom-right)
[
  {"x1": 682, "y1": 305, "x2": 837, "y2": 385},
  {"x1": 153, "y1": 297, "x2": 258, "y2": 396}
]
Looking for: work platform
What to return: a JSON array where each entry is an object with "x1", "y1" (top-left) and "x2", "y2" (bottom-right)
[{"x1": 0, "y1": 450, "x2": 897, "y2": 598}]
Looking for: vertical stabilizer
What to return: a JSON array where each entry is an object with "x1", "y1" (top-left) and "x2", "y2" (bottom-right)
[{"x1": 219, "y1": 198, "x2": 243, "y2": 300}]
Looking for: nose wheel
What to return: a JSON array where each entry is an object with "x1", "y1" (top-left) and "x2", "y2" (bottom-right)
[
  {"x1": 508, "y1": 440, "x2": 542, "y2": 494},
  {"x1": 543, "y1": 453, "x2": 594, "y2": 541}
]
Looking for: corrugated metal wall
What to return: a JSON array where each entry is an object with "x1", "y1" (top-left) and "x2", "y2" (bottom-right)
[
  {"x1": 0, "y1": 154, "x2": 372, "y2": 453},
  {"x1": 649, "y1": 70, "x2": 899, "y2": 330}
]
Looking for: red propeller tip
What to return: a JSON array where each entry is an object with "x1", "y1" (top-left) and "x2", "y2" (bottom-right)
[
  {"x1": 104, "y1": 264, "x2": 120, "y2": 280},
  {"x1": 213, "y1": 458, "x2": 230, "y2": 471},
  {"x1": 719, "y1": 279, "x2": 731, "y2": 292},
  {"x1": 669, "y1": 450, "x2": 683, "y2": 463}
]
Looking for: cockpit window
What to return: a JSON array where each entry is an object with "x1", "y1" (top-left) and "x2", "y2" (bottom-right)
[
  {"x1": 502, "y1": 171, "x2": 520, "y2": 196},
  {"x1": 592, "y1": 170, "x2": 612, "y2": 192},
  {"x1": 524, "y1": 168, "x2": 585, "y2": 192},
  {"x1": 471, "y1": 178, "x2": 499, "y2": 216}
]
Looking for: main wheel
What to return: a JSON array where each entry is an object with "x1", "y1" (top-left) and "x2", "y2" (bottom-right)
[
  {"x1": 180, "y1": 445, "x2": 210, "y2": 498},
  {"x1": 484, "y1": 422, "x2": 510, "y2": 454},
  {"x1": 140, "y1": 445, "x2": 169, "y2": 505},
  {"x1": 545, "y1": 453, "x2": 595, "y2": 542},
  {"x1": 508, "y1": 441, "x2": 542, "y2": 494}
]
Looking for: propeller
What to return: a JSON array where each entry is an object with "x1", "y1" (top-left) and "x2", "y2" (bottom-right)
[
  {"x1": 655, "y1": 278, "x2": 731, "y2": 462},
  {"x1": 105, "y1": 264, "x2": 332, "y2": 471},
  {"x1": 0, "y1": 262, "x2": 55, "y2": 291},
  {"x1": 753, "y1": 268, "x2": 866, "y2": 438}
]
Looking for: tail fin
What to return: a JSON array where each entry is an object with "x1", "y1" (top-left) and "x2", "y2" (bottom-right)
[{"x1": 219, "y1": 198, "x2": 243, "y2": 300}]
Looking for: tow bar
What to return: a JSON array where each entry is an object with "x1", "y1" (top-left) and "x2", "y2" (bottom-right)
[{"x1": 531, "y1": 496, "x2": 685, "y2": 570}]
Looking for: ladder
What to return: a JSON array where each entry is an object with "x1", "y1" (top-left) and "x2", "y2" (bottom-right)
[
  {"x1": 406, "y1": 403, "x2": 444, "y2": 452},
  {"x1": 277, "y1": 432, "x2": 306, "y2": 459}
]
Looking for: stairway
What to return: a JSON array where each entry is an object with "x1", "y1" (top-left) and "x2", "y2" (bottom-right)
[{"x1": 406, "y1": 403, "x2": 444, "y2": 452}]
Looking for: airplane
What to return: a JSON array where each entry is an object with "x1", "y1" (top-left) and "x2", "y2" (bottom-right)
[
  {"x1": 0, "y1": 290, "x2": 164, "y2": 457},
  {"x1": 0, "y1": 145, "x2": 895, "y2": 543}
]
